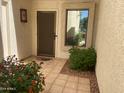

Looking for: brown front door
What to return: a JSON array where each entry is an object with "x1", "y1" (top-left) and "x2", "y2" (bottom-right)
[{"x1": 37, "y1": 11, "x2": 56, "y2": 57}]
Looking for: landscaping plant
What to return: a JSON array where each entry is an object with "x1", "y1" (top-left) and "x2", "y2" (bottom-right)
[
  {"x1": 69, "y1": 47, "x2": 96, "y2": 71},
  {"x1": 0, "y1": 55, "x2": 45, "y2": 93}
]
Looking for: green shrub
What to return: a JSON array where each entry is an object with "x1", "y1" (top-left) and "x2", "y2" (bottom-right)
[
  {"x1": 0, "y1": 55, "x2": 45, "y2": 93},
  {"x1": 69, "y1": 47, "x2": 96, "y2": 71}
]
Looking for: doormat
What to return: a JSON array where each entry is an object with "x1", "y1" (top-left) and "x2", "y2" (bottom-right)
[{"x1": 40, "y1": 57, "x2": 52, "y2": 61}]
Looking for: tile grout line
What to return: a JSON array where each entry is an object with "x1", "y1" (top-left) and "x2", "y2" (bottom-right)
[
  {"x1": 46, "y1": 62, "x2": 64, "y2": 93},
  {"x1": 76, "y1": 74, "x2": 79, "y2": 93},
  {"x1": 61, "y1": 75, "x2": 69, "y2": 93},
  {"x1": 46, "y1": 75, "x2": 59, "y2": 93},
  {"x1": 45, "y1": 63, "x2": 59, "y2": 93}
]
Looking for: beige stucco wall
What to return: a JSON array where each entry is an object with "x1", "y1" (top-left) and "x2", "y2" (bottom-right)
[
  {"x1": 0, "y1": 27, "x2": 3, "y2": 58},
  {"x1": 32, "y1": 0, "x2": 95, "y2": 58},
  {"x1": 95, "y1": 0, "x2": 124, "y2": 93},
  {"x1": 0, "y1": 1, "x2": 3, "y2": 58},
  {"x1": 11, "y1": 0, "x2": 32, "y2": 59}
]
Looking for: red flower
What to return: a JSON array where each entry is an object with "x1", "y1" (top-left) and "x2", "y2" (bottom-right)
[
  {"x1": 0, "y1": 64, "x2": 3, "y2": 69},
  {"x1": 32, "y1": 80, "x2": 36, "y2": 86},
  {"x1": 16, "y1": 66, "x2": 19, "y2": 70},
  {"x1": 17, "y1": 77, "x2": 23, "y2": 82},
  {"x1": 28, "y1": 86, "x2": 33, "y2": 93}
]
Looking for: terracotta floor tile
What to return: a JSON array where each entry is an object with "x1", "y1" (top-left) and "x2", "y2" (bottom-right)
[
  {"x1": 68, "y1": 75, "x2": 78, "y2": 83},
  {"x1": 63, "y1": 88, "x2": 77, "y2": 93},
  {"x1": 52, "y1": 69, "x2": 61, "y2": 73},
  {"x1": 78, "y1": 83, "x2": 90, "y2": 92},
  {"x1": 43, "y1": 69, "x2": 52, "y2": 75},
  {"x1": 45, "y1": 77, "x2": 56, "y2": 83},
  {"x1": 78, "y1": 78, "x2": 90, "y2": 85},
  {"x1": 42, "y1": 83, "x2": 52, "y2": 93},
  {"x1": 57, "y1": 74, "x2": 69, "y2": 80},
  {"x1": 49, "y1": 85, "x2": 63, "y2": 93},
  {"x1": 77, "y1": 90, "x2": 90, "y2": 93},
  {"x1": 48, "y1": 73, "x2": 58, "y2": 78},
  {"x1": 65, "y1": 81, "x2": 78, "y2": 89},
  {"x1": 54, "y1": 79, "x2": 66, "y2": 86}
]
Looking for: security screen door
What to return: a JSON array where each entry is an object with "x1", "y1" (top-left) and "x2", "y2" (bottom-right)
[{"x1": 37, "y1": 11, "x2": 56, "y2": 57}]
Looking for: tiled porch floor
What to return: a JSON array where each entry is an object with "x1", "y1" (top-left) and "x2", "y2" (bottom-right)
[{"x1": 26, "y1": 57, "x2": 90, "y2": 93}]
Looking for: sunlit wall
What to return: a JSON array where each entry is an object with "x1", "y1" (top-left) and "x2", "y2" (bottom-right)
[
  {"x1": 0, "y1": 0, "x2": 4, "y2": 58},
  {"x1": 1, "y1": 0, "x2": 18, "y2": 58}
]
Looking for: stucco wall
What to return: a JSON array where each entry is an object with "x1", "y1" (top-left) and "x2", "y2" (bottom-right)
[
  {"x1": 32, "y1": 0, "x2": 95, "y2": 58},
  {"x1": 11, "y1": 0, "x2": 32, "y2": 59},
  {"x1": 0, "y1": 27, "x2": 3, "y2": 58},
  {"x1": 0, "y1": 1, "x2": 3, "y2": 58},
  {"x1": 95, "y1": 0, "x2": 124, "y2": 93}
]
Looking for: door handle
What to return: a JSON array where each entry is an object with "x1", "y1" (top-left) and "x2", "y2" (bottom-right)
[
  {"x1": 52, "y1": 33, "x2": 57, "y2": 40},
  {"x1": 52, "y1": 32, "x2": 58, "y2": 37},
  {"x1": 53, "y1": 34, "x2": 58, "y2": 37}
]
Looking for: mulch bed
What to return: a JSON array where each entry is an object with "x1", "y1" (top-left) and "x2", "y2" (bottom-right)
[{"x1": 60, "y1": 60, "x2": 100, "y2": 93}]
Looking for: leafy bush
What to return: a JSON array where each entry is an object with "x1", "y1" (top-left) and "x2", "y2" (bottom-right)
[
  {"x1": 0, "y1": 55, "x2": 45, "y2": 93},
  {"x1": 69, "y1": 47, "x2": 96, "y2": 71}
]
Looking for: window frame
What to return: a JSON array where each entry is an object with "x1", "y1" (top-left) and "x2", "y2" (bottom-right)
[{"x1": 65, "y1": 9, "x2": 89, "y2": 47}]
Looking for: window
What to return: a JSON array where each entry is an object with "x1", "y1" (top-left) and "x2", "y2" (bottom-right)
[{"x1": 65, "y1": 9, "x2": 89, "y2": 47}]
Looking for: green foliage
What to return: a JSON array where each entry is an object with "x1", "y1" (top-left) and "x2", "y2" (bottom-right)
[
  {"x1": 0, "y1": 55, "x2": 45, "y2": 93},
  {"x1": 66, "y1": 37, "x2": 79, "y2": 46},
  {"x1": 69, "y1": 47, "x2": 96, "y2": 71},
  {"x1": 80, "y1": 17, "x2": 88, "y2": 32}
]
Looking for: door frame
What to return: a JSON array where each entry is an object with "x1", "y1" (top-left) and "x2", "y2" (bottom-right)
[
  {"x1": 37, "y1": 11, "x2": 56, "y2": 57},
  {"x1": 36, "y1": 9, "x2": 58, "y2": 57}
]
